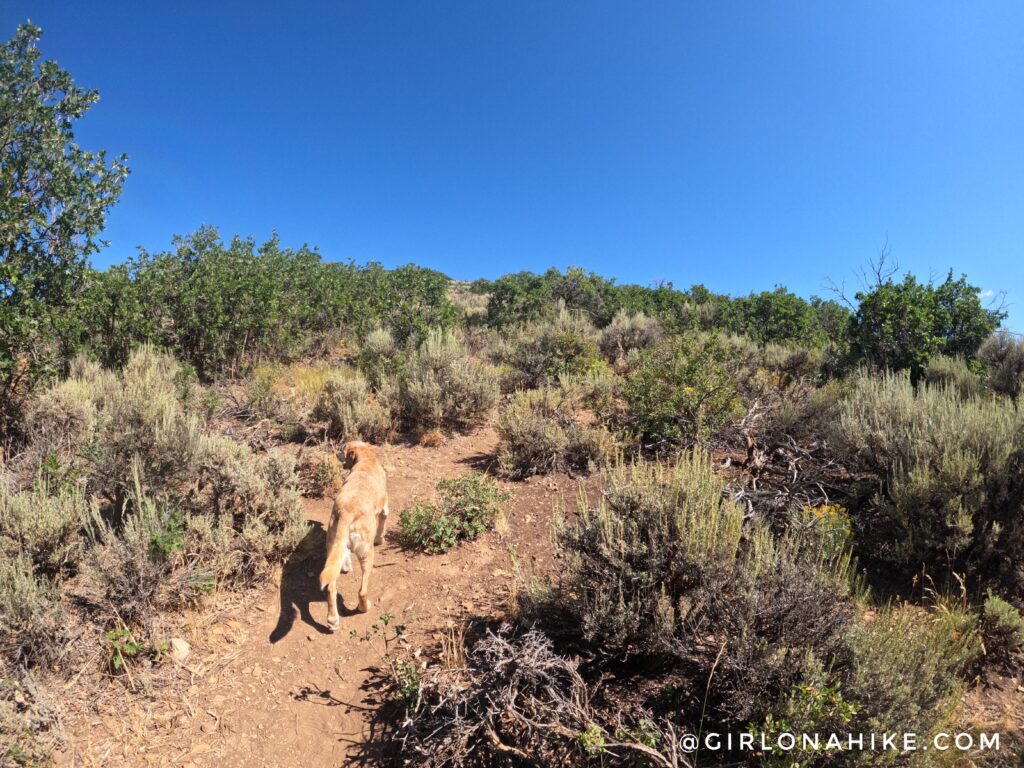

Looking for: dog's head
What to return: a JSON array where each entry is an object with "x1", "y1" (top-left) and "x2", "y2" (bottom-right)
[{"x1": 342, "y1": 440, "x2": 370, "y2": 470}]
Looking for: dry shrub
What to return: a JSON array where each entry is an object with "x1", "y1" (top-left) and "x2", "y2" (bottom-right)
[
  {"x1": 85, "y1": 470, "x2": 198, "y2": 626},
  {"x1": 397, "y1": 329, "x2": 499, "y2": 433},
  {"x1": 0, "y1": 669, "x2": 64, "y2": 766},
  {"x1": 0, "y1": 553, "x2": 65, "y2": 667},
  {"x1": 187, "y1": 437, "x2": 306, "y2": 581},
  {"x1": 599, "y1": 309, "x2": 663, "y2": 361},
  {"x1": 29, "y1": 346, "x2": 206, "y2": 507},
  {"x1": 503, "y1": 305, "x2": 603, "y2": 388},
  {"x1": 844, "y1": 601, "x2": 981, "y2": 747},
  {"x1": 24, "y1": 375, "x2": 102, "y2": 459},
  {"x1": 400, "y1": 629, "x2": 686, "y2": 767},
  {"x1": 0, "y1": 481, "x2": 90, "y2": 576},
  {"x1": 496, "y1": 387, "x2": 613, "y2": 478},
  {"x1": 978, "y1": 329, "x2": 1024, "y2": 399},
  {"x1": 980, "y1": 593, "x2": 1024, "y2": 666},
  {"x1": 417, "y1": 429, "x2": 444, "y2": 448},
  {"x1": 923, "y1": 354, "x2": 983, "y2": 399},
  {"x1": 831, "y1": 369, "x2": 1024, "y2": 594},
  {"x1": 312, "y1": 368, "x2": 391, "y2": 442},
  {"x1": 21, "y1": 349, "x2": 307, "y2": 611},
  {"x1": 558, "y1": 453, "x2": 854, "y2": 723},
  {"x1": 357, "y1": 326, "x2": 398, "y2": 389},
  {"x1": 296, "y1": 445, "x2": 345, "y2": 497}
]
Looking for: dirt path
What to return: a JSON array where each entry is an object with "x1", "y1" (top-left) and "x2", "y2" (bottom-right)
[{"x1": 54, "y1": 428, "x2": 569, "y2": 767}]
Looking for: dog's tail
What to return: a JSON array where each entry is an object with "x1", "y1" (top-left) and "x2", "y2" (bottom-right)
[{"x1": 319, "y1": 520, "x2": 352, "y2": 590}]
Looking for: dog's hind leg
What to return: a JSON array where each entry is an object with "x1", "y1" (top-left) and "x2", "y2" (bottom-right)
[
  {"x1": 325, "y1": 576, "x2": 340, "y2": 631},
  {"x1": 357, "y1": 545, "x2": 375, "y2": 613},
  {"x1": 374, "y1": 497, "x2": 390, "y2": 546}
]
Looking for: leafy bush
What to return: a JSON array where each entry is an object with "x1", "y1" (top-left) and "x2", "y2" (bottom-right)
[
  {"x1": 398, "y1": 473, "x2": 508, "y2": 554},
  {"x1": 0, "y1": 553, "x2": 65, "y2": 667},
  {"x1": 978, "y1": 329, "x2": 1024, "y2": 399},
  {"x1": 922, "y1": 354, "x2": 982, "y2": 399},
  {"x1": 312, "y1": 368, "x2": 391, "y2": 442},
  {"x1": 483, "y1": 268, "x2": 619, "y2": 328},
  {"x1": 831, "y1": 370, "x2": 1024, "y2": 594},
  {"x1": 0, "y1": 23, "x2": 128, "y2": 445},
  {"x1": 598, "y1": 309, "x2": 662, "y2": 361},
  {"x1": 617, "y1": 334, "x2": 742, "y2": 447},
  {"x1": 503, "y1": 306, "x2": 603, "y2": 388},
  {"x1": 0, "y1": 481, "x2": 90, "y2": 575},
  {"x1": 980, "y1": 593, "x2": 1024, "y2": 665},
  {"x1": 849, "y1": 271, "x2": 1002, "y2": 380},
  {"x1": 397, "y1": 329, "x2": 499, "y2": 434},
  {"x1": 496, "y1": 387, "x2": 613, "y2": 478}
]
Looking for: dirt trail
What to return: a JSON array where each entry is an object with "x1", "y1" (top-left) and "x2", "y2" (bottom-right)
[{"x1": 54, "y1": 428, "x2": 568, "y2": 767}]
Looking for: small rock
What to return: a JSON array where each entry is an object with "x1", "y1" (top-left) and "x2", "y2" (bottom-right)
[{"x1": 169, "y1": 637, "x2": 191, "y2": 663}]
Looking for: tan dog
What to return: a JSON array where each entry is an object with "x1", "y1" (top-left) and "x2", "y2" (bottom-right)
[{"x1": 319, "y1": 440, "x2": 389, "y2": 630}]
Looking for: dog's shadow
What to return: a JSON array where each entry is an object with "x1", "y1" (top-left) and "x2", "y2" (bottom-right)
[{"x1": 269, "y1": 521, "x2": 360, "y2": 643}]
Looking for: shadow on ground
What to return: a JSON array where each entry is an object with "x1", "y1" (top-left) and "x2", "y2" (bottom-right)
[{"x1": 269, "y1": 521, "x2": 359, "y2": 642}]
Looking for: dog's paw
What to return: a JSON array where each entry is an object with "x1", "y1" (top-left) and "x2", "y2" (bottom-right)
[
  {"x1": 357, "y1": 596, "x2": 370, "y2": 613},
  {"x1": 326, "y1": 616, "x2": 341, "y2": 632}
]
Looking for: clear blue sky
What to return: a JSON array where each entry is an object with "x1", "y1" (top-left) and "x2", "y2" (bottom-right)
[{"x1": 4, "y1": 1, "x2": 1022, "y2": 329}]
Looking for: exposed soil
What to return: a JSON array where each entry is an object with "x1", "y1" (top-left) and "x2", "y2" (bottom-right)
[
  {"x1": 44, "y1": 427, "x2": 1024, "y2": 766},
  {"x1": 51, "y1": 427, "x2": 577, "y2": 767}
]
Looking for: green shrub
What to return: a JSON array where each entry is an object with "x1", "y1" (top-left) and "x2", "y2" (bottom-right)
[
  {"x1": 980, "y1": 593, "x2": 1024, "y2": 664},
  {"x1": 312, "y1": 368, "x2": 391, "y2": 442},
  {"x1": 504, "y1": 305, "x2": 603, "y2": 388},
  {"x1": 922, "y1": 354, "x2": 982, "y2": 399},
  {"x1": 850, "y1": 271, "x2": 1002, "y2": 380},
  {"x1": 398, "y1": 473, "x2": 509, "y2": 554},
  {"x1": 496, "y1": 387, "x2": 613, "y2": 478},
  {"x1": 397, "y1": 329, "x2": 499, "y2": 434},
  {"x1": 831, "y1": 370, "x2": 1024, "y2": 593},
  {"x1": 0, "y1": 481, "x2": 90, "y2": 575},
  {"x1": 978, "y1": 329, "x2": 1024, "y2": 399},
  {"x1": 0, "y1": 554, "x2": 64, "y2": 667},
  {"x1": 617, "y1": 334, "x2": 742, "y2": 447}
]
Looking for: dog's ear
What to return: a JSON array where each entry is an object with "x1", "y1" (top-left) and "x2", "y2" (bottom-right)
[{"x1": 342, "y1": 442, "x2": 359, "y2": 469}]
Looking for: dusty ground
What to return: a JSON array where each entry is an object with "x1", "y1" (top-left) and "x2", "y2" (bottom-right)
[
  {"x1": 43, "y1": 427, "x2": 1024, "y2": 766},
  {"x1": 52, "y1": 427, "x2": 576, "y2": 767}
]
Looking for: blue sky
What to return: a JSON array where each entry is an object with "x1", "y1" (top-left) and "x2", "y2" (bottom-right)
[{"x1": 4, "y1": 2, "x2": 1022, "y2": 329}]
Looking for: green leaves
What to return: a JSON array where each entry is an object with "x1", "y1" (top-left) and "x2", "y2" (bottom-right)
[
  {"x1": 1, "y1": 22, "x2": 128, "y2": 437},
  {"x1": 851, "y1": 271, "x2": 1003, "y2": 379}
]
